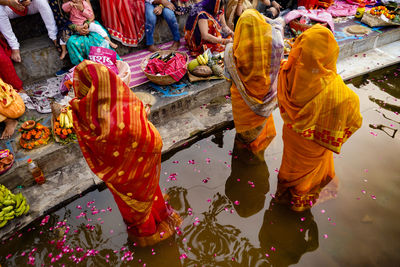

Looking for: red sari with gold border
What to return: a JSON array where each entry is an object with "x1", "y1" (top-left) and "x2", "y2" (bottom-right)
[{"x1": 70, "y1": 60, "x2": 181, "y2": 246}]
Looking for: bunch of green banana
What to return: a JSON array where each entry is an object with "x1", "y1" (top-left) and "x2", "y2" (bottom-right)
[
  {"x1": 59, "y1": 107, "x2": 74, "y2": 129},
  {"x1": 0, "y1": 185, "x2": 30, "y2": 228},
  {"x1": 196, "y1": 52, "x2": 209, "y2": 65}
]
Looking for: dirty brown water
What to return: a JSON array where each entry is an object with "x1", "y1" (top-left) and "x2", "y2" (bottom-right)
[{"x1": 1, "y1": 64, "x2": 400, "y2": 266}]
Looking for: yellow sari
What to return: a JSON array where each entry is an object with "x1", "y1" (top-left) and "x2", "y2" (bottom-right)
[
  {"x1": 277, "y1": 25, "x2": 362, "y2": 211},
  {"x1": 224, "y1": 9, "x2": 284, "y2": 153}
]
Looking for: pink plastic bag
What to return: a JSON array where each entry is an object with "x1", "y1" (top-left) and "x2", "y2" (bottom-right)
[{"x1": 88, "y1": 46, "x2": 119, "y2": 74}]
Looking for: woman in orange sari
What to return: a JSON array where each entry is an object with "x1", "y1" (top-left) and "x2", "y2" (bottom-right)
[
  {"x1": 70, "y1": 60, "x2": 181, "y2": 246},
  {"x1": 224, "y1": 9, "x2": 284, "y2": 155},
  {"x1": 277, "y1": 25, "x2": 362, "y2": 212}
]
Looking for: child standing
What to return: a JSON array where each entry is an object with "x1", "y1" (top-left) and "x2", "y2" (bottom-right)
[{"x1": 61, "y1": 0, "x2": 117, "y2": 59}]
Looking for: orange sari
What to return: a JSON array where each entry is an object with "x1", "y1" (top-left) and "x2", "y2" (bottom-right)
[
  {"x1": 0, "y1": 78, "x2": 25, "y2": 123},
  {"x1": 277, "y1": 25, "x2": 362, "y2": 210},
  {"x1": 224, "y1": 10, "x2": 284, "y2": 153},
  {"x1": 70, "y1": 60, "x2": 181, "y2": 246}
]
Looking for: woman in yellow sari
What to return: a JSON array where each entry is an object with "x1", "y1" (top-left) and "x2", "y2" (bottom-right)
[
  {"x1": 224, "y1": 9, "x2": 284, "y2": 156},
  {"x1": 70, "y1": 60, "x2": 181, "y2": 246},
  {"x1": 277, "y1": 25, "x2": 362, "y2": 212}
]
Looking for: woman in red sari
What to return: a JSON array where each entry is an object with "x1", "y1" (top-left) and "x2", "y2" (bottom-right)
[
  {"x1": 70, "y1": 60, "x2": 181, "y2": 246},
  {"x1": 0, "y1": 36, "x2": 22, "y2": 91},
  {"x1": 99, "y1": 0, "x2": 145, "y2": 47}
]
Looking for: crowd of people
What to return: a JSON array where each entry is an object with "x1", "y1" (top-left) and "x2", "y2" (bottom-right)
[{"x1": 0, "y1": 0, "x2": 363, "y2": 247}]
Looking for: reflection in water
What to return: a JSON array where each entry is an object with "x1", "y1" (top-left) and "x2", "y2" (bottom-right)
[
  {"x1": 178, "y1": 192, "x2": 266, "y2": 266},
  {"x1": 211, "y1": 131, "x2": 225, "y2": 148},
  {"x1": 369, "y1": 124, "x2": 398, "y2": 139},
  {"x1": 368, "y1": 96, "x2": 400, "y2": 113},
  {"x1": 259, "y1": 202, "x2": 319, "y2": 267},
  {"x1": 225, "y1": 138, "x2": 270, "y2": 218},
  {"x1": 349, "y1": 64, "x2": 400, "y2": 139}
]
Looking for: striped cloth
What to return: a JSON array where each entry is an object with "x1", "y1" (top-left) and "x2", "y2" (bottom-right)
[{"x1": 121, "y1": 38, "x2": 194, "y2": 88}]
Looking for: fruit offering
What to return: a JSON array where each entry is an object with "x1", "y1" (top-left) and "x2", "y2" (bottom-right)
[
  {"x1": 369, "y1": 6, "x2": 396, "y2": 20},
  {"x1": 53, "y1": 106, "x2": 76, "y2": 144},
  {"x1": 0, "y1": 184, "x2": 30, "y2": 228},
  {"x1": 189, "y1": 50, "x2": 225, "y2": 78},
  {"x1": 0, "y1": 149, "x2": 14, "y2": 175},
  {"x1": 19, "y1": 120, "x2": 51, "y2": 150}
]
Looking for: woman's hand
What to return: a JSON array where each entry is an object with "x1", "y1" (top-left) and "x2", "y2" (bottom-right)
[
  {"x1": 7, "y1": 0, "x2": 25, "y2": 11},
  {"x1": 164, "y1": 1, "x2": 175, "y2": 11},
  {"x1": 271, "y1": 1, "x2": 282, "y2": 11},
  {"x1": 222, "y1": 25, "x2": 234, "y2": 38},
  {"x1": 153, "y1": 5, "x2": 163, "y2": 15},
  {"x1": 76, "y1": 24, "x2": 89, "y2": 35},
  {"x1": 21, "y1": 0, "x2": 30, "y2": 7},
  {"x1": 73, "y1": 1, "x2": 84, "y2": 11}
]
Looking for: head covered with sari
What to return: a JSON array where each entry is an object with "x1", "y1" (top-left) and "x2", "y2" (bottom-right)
[
  {"x1": 184, "y1": 0, "x2": 225, "y2": 55},
  {"x1": 278, "y1": 24, "x2": 362, "y2": 153},
  {"x1": 224, "y1": 10, "x2": 283, "y2": 151},
  {"x1": 70, "y1": 61, "x2": 180, "y2": 246}
]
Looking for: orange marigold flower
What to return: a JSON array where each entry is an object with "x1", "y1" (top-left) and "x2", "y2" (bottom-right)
[
  {"x1": 62, "y1": 129, "x2": 68, "y2": 135},
  {"x1": 67, "y1": 129, "x2": 72, "y2": 134}
]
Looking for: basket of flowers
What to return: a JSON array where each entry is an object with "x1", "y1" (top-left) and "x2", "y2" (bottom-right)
[
  {"x1": 18, "y1": 119, "x2": 51, "y2": 150},
  {"x1": 141, "y1": 50, "x2": 189, "y2": 85}
]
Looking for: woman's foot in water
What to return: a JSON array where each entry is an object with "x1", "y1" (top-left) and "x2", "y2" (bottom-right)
[{"x1": 1, "y1": 119, "x2": 19, "y2": 139}]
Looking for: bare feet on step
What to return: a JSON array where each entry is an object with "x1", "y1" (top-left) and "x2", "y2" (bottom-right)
[
  {"x1": 109, "y1": 41, "x2": 118, "y2": 49},
  {"x1": 148, "y1": 45, "x2": 159, "y2": 52},
  {"x1": 170, "y1": 41, "x2": 180, "y2": 51},
  {"x1": 59, "y1": 50, "x2": 68, "y2": 60},
  {"x1": 1, "y1": 119, "x2": 19, "y2": 139},
  {"x1": 11, "y1": 49, "x2": 21, "y2": 62}
]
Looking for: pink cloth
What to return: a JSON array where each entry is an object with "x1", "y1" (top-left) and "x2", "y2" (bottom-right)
[
  {"x1": 62, "y1": 1, "x2": 93, "y2": 25},
  {"x1": 89, "y1": 46, "x2": 119, "y2": 74},
  {"x1": 145, "y1": 53, "x2": 187, "y2": 82},
  {"x1": 345, "y1": 0, "x2": 375, "y2": 5},
  {"x1": 326, "y1": 0, "x2": 358, "y2": 17},
  {"x1": 285, "y1": 9, "x2": 335, "y2": 31}
]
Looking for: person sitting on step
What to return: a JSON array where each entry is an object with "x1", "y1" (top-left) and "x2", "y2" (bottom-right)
[
  {"x1": 145, "y1": 0, "x2": 181, "y2": 52},
  {"x1": 0, "y1": 0, "x2": 58, "y2": 62}
]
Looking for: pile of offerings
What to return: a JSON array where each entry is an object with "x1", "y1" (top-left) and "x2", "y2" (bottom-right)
[
  {"x1": 187, "y1": 50, "x2": 225, "y2": 81},
  {"x1": 52, "y1": 104, "x2": 76, "y2": 144},
  {"x1": 19, "y1": 120, "x2": 51, "y2": 150},
  {"x1": 0, "y1": 184, "x2": 30, "y2": 228},
  {"x1": 362, "y1": 4, "x2": 400, "y2": 26},
  {"x1": 0, "y1": 149, "x2": 14, "y2": 175}
]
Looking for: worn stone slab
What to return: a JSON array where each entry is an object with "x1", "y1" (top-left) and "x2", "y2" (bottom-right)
[{"x1": 338, "y1": 41, "x2": 400, "y2": 81}]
